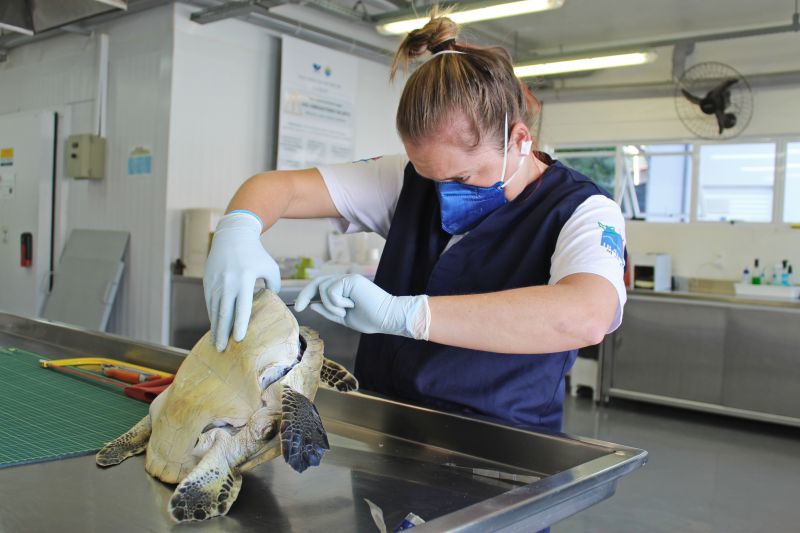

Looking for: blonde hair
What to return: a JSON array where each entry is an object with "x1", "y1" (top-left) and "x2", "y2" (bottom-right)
[{"x1": 390, "y1": 11, "x2": 540, "y2": 151}]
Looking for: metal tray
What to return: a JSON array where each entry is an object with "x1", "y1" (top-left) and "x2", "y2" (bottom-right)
[{"x1": 0, "y1": 312, "x2": 647, "y2": 532}]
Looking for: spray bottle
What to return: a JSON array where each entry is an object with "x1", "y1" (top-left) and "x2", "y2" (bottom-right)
[{"x1": 751, "y1": 258, "x2": 761, "y2": 285}]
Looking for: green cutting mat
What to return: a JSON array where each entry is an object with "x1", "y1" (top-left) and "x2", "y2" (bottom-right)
[{"x1": 0, "y1": 346, "x2": 150, "y2": 468}]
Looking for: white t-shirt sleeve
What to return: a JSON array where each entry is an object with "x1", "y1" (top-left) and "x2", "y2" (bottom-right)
[
  {"x1": 317, "y1": 154, "x2": 408, "y2": 238},
  {"x1": 549, "y1": 195, "x2": 627, "y2": 333}
]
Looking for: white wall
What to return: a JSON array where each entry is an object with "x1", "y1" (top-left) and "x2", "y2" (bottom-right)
[
  {"x1": 538, "y1": 32, "x2": 800, "y2": 282},
  {"x1": 0, "y1": 5, "x2": 174, "y2": 343},
  {"x1": 166, "y1": 4, "x2": 404, "y2": 293},
  {"x1": 2, "y1": 3, "x2": 404, "y2": 345}
]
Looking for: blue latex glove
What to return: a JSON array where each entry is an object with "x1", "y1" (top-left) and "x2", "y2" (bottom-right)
[
  {"x1": 294, "y1": 274, "x2": 430, "y2": 339},
  {"x1": 203, "y1": 210, "x2": 281, "y2": 351}
]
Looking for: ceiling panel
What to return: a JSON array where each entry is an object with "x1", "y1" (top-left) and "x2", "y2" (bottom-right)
[{"x1": 342, "y1": 0, "x2": 797, "y2": 56}]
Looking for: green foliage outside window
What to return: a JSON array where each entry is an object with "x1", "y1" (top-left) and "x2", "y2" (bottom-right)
[{"x1": 557, "y1": 156, "x2": 616, "y2": 195}]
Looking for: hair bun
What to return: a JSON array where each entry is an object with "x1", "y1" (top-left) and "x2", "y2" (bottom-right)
[
  {"x1": 390, "y1": 12, "x2": 460, "y2": 79},
  {"x1": 428, "y1": 38, "x2": 457, "y2": 54}
]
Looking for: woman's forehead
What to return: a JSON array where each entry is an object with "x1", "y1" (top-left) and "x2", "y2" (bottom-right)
[{"x1": 405, "y1": 139, "x2": 498, "y2": 181}]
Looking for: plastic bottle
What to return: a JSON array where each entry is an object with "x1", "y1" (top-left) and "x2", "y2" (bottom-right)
[
  {"x1": 786, "y1": 264, "x2": 794, "y2": 287},
  {"x1": 771, "y1": 263, "x2": 782, "y2": 286},
  {"x1": 741, "y1": 267, "x2": 750, "y2": 285},
  {"x1": 751, "y1": 258, "x2": 761, "y2": 285}
]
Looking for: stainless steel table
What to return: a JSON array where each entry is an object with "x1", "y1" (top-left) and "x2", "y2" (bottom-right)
[{"x1": 0, "y1": 312, "x2": 647, "y2": 532}]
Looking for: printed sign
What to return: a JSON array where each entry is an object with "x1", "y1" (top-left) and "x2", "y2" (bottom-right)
[
  {"x1": 276, "y1": 36, "x2": 357, "y2": 170},
  {"x1": 0, "y1": 148, "x2": 13, "y2": 167},
  {"x1": 0, "y1": 172, "x2": 15, "y2": 199},
  {"x1": 127, "y1": 146, "x2": 152, "y2": 177}
]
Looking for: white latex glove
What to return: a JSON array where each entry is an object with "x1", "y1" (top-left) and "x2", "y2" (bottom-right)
[
  {"x1": 203, "y1": 210, "x2": 280, "y2": 351},
  {"x1": 294, "y1": 274, "x2": 430, "y2": 340}
]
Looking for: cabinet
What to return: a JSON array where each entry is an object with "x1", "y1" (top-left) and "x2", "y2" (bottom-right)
[{"x1": 602, "y1": 293, "x2": 800, "y2": 426}]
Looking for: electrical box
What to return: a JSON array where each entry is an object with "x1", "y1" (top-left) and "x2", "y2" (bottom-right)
[{"x1": 66, "y1": 134, "x2": 106, "y2": 179}]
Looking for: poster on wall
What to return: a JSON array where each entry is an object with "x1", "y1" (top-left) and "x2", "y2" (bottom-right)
[{"x1": 277, "y1": 36, "x2": 358, "y2": 170}]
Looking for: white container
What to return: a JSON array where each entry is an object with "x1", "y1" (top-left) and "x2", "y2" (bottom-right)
[
  {"x1": 734, "y1": 283, "x2": 800, "y2": 301},
  {"x1": 633, "y1": 253, "x2": 672, "y2": 291},
  {"x1": 182, "y1": 208, "x2": 224, "y2": 278}
]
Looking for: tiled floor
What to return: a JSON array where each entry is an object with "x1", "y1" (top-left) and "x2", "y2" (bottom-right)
[{"x1": 556, "y1": 396, "x2": 800, "y2": 533}]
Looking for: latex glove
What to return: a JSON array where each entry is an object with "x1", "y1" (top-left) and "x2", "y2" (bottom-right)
[
  {"x1": 203, "y1": 210, "x2": 280, "y2": 352},
  {"x1": 294, "y1": 274, "x2": 430, "y2": 340}
]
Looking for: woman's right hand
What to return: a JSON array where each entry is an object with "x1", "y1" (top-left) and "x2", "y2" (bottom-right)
[{"x1": 203, "y1": 210, "x2": 281, "y2": 352}]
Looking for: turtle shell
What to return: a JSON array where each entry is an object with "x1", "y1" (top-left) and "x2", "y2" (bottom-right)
[{"x1": 145, "y1": 290, "x2": 301, "y2": 483}]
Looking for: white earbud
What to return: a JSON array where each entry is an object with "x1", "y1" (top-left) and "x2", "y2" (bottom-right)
[{"x1": 521, "y1": 140, "x2": 532, "y2": 156}]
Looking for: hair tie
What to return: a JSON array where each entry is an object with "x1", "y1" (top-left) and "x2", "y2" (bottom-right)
[{"x1": 429, "y1": 39, "x2": 456, "y2": 54}]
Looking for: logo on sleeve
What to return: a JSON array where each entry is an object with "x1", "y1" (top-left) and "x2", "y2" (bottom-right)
[
  {"x1": 353, "y1": 156, "x2": 383, "y2": 164},
  {"x1": 598, "y1": 222, "x2": 624, "y2": 266}
]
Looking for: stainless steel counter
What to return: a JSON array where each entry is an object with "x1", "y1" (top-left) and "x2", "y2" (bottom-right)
[
  {"x1": 627, "y1": 288, "x2": 800, "y2": 309},
  {"x1": 0, "y1": 312, "x2": 646, "y2": 532},
  {"x1": 600, "y1": 291, "x2": 800, "y2": 427}
]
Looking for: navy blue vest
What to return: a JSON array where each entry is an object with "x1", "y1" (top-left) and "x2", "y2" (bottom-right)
[{"x1": 354, "y1": 158, "x2": 612, "y2": 431}]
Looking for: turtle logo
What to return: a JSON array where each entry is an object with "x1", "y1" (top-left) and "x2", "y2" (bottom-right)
[{"x1": 598, "y1": 222, "x2": 624, "y2": 266}]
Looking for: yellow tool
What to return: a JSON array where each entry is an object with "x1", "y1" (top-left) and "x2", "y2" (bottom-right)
[{"x1": 39, "y1": 357, "x2": 172, "y2": 378}]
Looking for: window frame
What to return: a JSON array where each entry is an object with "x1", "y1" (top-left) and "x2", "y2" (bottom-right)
[{"x1": 552, "y1": 136, "x2": 798, "y2": 226}]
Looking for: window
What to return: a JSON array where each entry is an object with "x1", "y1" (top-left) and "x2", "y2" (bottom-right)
[
  {"x1": 784, "y1": 142, "x2": 800, "y2": 223},
  {"x1": 554, "y1": 139, "x2": 794, "y2": 224},
  {"x1": 697, "y1": 143, "x2": 776, "y2": 222},
  {"x1": 621, "y1": 144, "x2": 692, "y2": 222},
  {"x1": 555, "y1": 147, "x2": 616, "y2": 195}
]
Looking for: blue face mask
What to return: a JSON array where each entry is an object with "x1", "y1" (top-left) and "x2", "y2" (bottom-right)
[{"x1": 435, "y1": 115, "x2": 529, "y2": 235}]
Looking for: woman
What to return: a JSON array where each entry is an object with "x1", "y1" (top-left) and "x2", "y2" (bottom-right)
[{"x1": 204, "y1": 15, "x2": 626, "y2": 432}]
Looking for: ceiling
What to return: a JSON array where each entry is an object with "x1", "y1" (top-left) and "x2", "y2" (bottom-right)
[{"x1": 329, "y1": 0, "x2": 799, "y2": 58}]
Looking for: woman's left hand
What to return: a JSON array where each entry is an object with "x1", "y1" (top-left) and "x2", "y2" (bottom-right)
[{"x1": 294, "y1": 274, "x2": 429, "y2": 339}]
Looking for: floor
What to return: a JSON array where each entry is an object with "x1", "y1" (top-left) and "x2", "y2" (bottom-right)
[{"x1": 555, "y1": 395, "x2": 800, "y2": 533}]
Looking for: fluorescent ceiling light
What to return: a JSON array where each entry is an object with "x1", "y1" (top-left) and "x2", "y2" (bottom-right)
[
  {"x1": 377, "y1": 0, "x2": 564, "y2": 35},
  {"x1": 0, "y1": 22, "x2": 33, "y2": 36},
  {"x1": 94, "y1": 0, "x2": 128, "y2": 8},
  {"x1": 514, "y1": 52, "x2": 656, "y2": 77}
]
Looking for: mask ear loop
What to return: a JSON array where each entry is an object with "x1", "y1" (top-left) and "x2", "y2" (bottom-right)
[
  {"x1": 498, "y1": 113, "x2": 509, "y2": 187},
  {"x1": 500, "y1": 123, "x2": 533, "y2": 190}
]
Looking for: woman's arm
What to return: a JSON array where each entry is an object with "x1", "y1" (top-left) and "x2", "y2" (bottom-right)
[
  {"x1": 427, "y1": 272, "x2": 619, "y2": 353},
  {"x1": 227, "y1": 168, "x2": 340, "y2": 231}
]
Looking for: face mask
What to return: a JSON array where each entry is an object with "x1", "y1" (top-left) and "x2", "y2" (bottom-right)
[{"x1": 435, "y1": 114, "x2": 532, "y2": 235}]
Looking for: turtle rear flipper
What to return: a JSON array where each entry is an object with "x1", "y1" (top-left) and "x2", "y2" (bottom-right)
[
  {"x1": 319, "y1": 358, "x2": 358, "y2": 392},
  {"x1": 280, "y1": 386, "x2": 329, "y2": 473},
  {"x1": 168, "y1": 431, "x2": 243, "y2": 523},
  {"x1": 96, "y1": 415, "x2": 151, "y2": 467}
]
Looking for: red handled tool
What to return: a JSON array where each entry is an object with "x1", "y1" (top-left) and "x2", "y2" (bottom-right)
[{"x1": 123, "y1": 376, "x2": 174, "y2": 403}]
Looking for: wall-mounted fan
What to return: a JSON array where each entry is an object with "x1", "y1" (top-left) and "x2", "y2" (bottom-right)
[{"x1": 674, "y1": 62, "x2": 753, "y2": 140}]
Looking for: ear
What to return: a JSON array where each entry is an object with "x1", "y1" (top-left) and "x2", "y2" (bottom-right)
[{"x1": 510, "y1": 122, "x2": 533, "y2": 155}]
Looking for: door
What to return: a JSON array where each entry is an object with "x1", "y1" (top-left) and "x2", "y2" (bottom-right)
[{"x1": 0, "y1": 111, "x2": 57, "y2": 318}]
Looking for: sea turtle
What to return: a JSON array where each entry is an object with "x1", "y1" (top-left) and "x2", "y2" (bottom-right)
[{"x1": 95, "y1": 289, "x2": 357, "y2": 523}]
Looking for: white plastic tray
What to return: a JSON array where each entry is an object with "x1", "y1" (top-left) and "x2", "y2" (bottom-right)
[{"x1": 734, "y1": 283, "x2": 800, "y2": 301}]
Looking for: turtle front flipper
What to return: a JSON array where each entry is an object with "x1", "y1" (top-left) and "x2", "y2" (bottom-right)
[
  {"x1": 96, "y1": 415, "x2": 151, "y2": 467},
  {"x1": 169, "y1": 411, "x2": 279, "y2": 522},
  {"x1": 168, "y1": 430, "x2": 243, "y2": 523},
  {"x1": 319, "y1": 358, "x2": 358, "y2": 392},
  {"x1": 280, "y1": 386, "x2": 329, "y2": 473}
]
